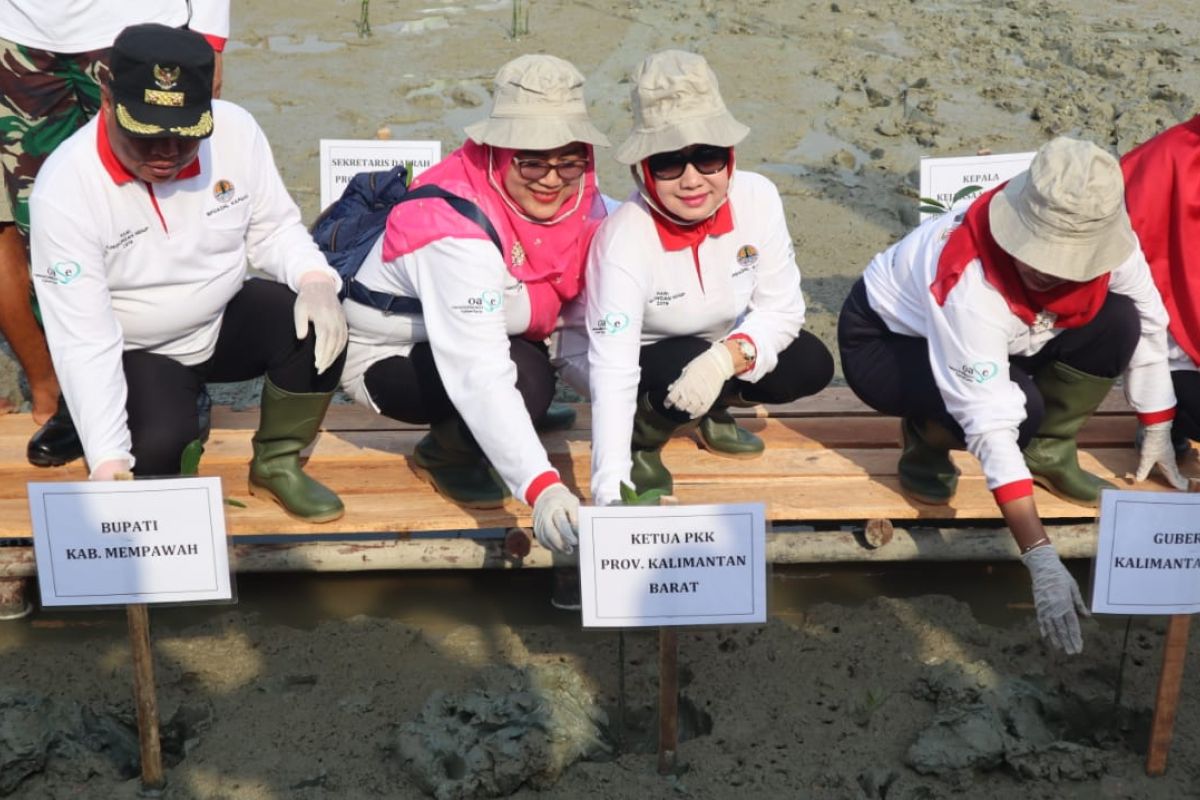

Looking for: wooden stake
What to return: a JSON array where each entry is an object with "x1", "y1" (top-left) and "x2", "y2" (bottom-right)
[
  {"x1": 657, "y1": 628, "x2": 678, "y2": 775},
  {"x1": 1146, "y1": 614, "x2": 1191, "y2": 776},
  {"x1": 127, "y1": 603, "x2": 164, "y2": 792},
  {"x1": 113, "y1": 471, "x2": 164, "y2": 793}
]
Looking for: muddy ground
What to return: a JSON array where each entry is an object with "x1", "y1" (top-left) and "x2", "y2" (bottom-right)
[{"x1": 2, "y1": 0, "x2": 1200, "y2": 797}]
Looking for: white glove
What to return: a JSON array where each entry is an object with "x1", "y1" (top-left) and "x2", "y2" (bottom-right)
[
  {"x1": 1135, "y1": 422, "x2": 1189, "y2": 490},
  {"x1": 90, "y1": 459, "x2": 133, "y2": 481},
  {"x1": 664, "y1": 341, "x2": 735, "y2": 419},
  {"x1": 293, "y1": 272, "x2": 348, "y2": 375},
  {"x1": 1021, "y1": 543, "x2": 1089, "y2": 655},
  {"x1": 531, "y1": 483, "x2": 580, "y2": 554}
]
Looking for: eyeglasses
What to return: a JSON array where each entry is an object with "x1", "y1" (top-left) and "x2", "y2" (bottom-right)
[
  {"x1": 512, "y1": 156, "x2": 589, "y2": 182},
  {"x1": 646, "y1": 145, "x2": 731, "y2": 181}
]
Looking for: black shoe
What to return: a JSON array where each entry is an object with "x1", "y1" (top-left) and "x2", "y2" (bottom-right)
[{"x1": 27, "y1": 396, "x2": 83, "y2": 468}]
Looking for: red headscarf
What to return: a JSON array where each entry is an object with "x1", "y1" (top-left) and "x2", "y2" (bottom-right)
[
  {"x1": 930, "y1": 185, "x2": 1110, "y2": 328},
  {"x1": 383, "y1": 140, "x2": 605, "y2": 339},
  {"x1": 635, "y1": 150, "x2": 736, "y2": 280},
  {"x1": 1121, "y1": 116, "x2": 1200, "y2": 365}
]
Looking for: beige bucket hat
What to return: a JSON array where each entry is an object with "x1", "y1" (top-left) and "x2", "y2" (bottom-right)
[
  {"x1": 989, "y1": 136, "x2": 1136, "y2": 282},
  {"x1": 464, "y1": 54, "x2": 609, "y2": 151},
  {"x1": 615, "y1": 50, "x2": 749, "y2": 165}
]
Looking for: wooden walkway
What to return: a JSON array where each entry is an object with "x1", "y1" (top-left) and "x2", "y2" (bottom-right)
[{"x1": 0, "y1": 387, "x2": 1160, "y2": 541}]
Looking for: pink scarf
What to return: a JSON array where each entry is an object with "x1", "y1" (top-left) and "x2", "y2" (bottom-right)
[{"x1": 382, "y1": 141, "x2": 604, "y2": 339}]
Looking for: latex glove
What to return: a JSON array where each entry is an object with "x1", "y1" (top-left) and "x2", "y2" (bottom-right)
[
  {"x1": 1021, "y1": 543, "x2": 1089, "y2": 655},
  {"x1": 293, "y1": 272, "x2": 348, "y2": 375},
  {"x1": 1135, "y1": 421, "x2": 1189, "y2": 490},
  {"x1": 664, "y1": 341, "x2": 735, "y2": 419},
  {"x1": 532, "y1": 483, "x2": 580, "y2": 554},
  {"x1": 90, "y1": 459, "x2": 132, "y2": 481}
]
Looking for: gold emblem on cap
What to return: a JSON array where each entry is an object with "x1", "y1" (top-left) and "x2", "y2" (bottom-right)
[
  {"x1": 169, "y1": 110, "x2": 213, "y2": 137},
  {"x1": 144, "y1": 89, "x2": 185, "y2": 107},
  {"x1": 115, "y1": 103, "x2": 164, "y2": 135},
  {"x1": 153, "y1": 64, "x2": 181, "y2": 90}
]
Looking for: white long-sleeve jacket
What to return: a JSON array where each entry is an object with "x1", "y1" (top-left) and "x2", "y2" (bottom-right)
[
  {"x1": 585, "y1": 171, "x2": 806, "y2": 506},
  {"x1": 30, "y1": 100, "x2": 339, "y2": 473},
  {"x1": 342, "y1": 235, "x2": 558, "y2": 505},
  {"x1": 862, "y1": 211, "x2": 1175, "y2": 493}
]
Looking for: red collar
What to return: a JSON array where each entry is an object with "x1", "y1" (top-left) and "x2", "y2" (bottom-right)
[
  {"x1": 930, "y1": 186, "x2": 1110, "y2": 329},
  {"x1": 640, "y1": 163, "x2": 735, "y2": 253},
  {"x1": 96, "y1": 115, "x2": 201, "y2": 185}
]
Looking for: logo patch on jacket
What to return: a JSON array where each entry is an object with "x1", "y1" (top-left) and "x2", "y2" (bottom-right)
[
  {"x1": 38, "y1": 260, "x2": 82, "y2": 286},
  {"x1": 452, "y1": 290, "x2": 503, "y2": 315},
  {"x1": 592, "y1": 311, "x2": 629, "y2": 335},
  {"x1": 213, "y1": 179, "x2": 235, "y2": 202},
  {"x1": 949, "y1": 361, "x2": 999, "y2": 384},
  {"x1": 736, "y1": 245, "x2": 759, "y2": 268}
]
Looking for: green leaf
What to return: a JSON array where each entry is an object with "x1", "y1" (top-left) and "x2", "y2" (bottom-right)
[
  {"x1": 225, "y1": 498, "x2": 247, "y2": 508},
  {"x1": 951, "y1": 184, "x2": 983, "y2": 205},
  {"x1": 918, "y1": 197, "x2": 946, "y2": 209},
  {"x1": 179, "y1": 439, "x2": 204, "y2": 475},
  {"x1": 918, "y1": 205, "x2": 947, "y2": 215},
  {"x1": 617, "y1": 481, "x2": 669, "y2": 506},
  {"x1": 631, "y1": 488, "x2": 668, "y2": 506}
]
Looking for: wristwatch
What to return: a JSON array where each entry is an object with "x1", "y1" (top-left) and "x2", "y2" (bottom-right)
[{"x1": 726, "y1": 337, "x2": 757, "y2": 374}]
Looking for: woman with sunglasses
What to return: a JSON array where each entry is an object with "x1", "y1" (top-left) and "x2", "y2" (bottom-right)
[
  {"x1": 582, "y1": 50, "x2": 833, "y2": 506},
  {"x1": 338, "y1": 54, "x2": 608, "y2": 555}
]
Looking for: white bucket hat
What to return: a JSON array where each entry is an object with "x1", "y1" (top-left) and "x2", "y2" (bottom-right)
[
  {"x1": 989, "y1": 136, "x2": 1136, "y2": 282},
  {"x1": 615, "y1": 50, "x2": 749, "y2": 165},
  {"x1": 464, "y1": 54, "x2": 609, "y2": 151}
]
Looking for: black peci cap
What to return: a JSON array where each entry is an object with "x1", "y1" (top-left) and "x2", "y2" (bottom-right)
[{"x1": 109, "y1": 23, "x2": 214, "y2": 139}]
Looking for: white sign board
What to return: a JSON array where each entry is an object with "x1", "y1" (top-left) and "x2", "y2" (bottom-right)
[
  {"x1": 319, "y1": 139, "x2": 441, "y2": 211},
  {"x1": 28, "y1": 478, "x2": 232, "y2": 607},
  {"x1": 578, "y1": 502, "x2": 766, "y2": 628},
  {"x1": 918, "y1": 151, "x2": 1035, "y2": 221},
  {"x1": 1092, "y1": 490, "x2": 1200, "y2": 615}
]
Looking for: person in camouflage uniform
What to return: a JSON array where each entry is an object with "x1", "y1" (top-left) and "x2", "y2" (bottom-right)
[{"x1": 0, "y1": 42, "x2": 110, "y2": 465}]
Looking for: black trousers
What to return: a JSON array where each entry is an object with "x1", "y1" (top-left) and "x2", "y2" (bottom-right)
[
  {"x1": 124, "y1": 279, "x2": 344, "y2": 475},
  {"x1": 363, "y1": 336, "x2": 557, "y2": 426},
  {"x1": 1174, "y1": 370, "x2": 1200, "y2": 442},
  {"x1": 638, "y1": 330, "x2": 835, "y2": 424},
  {"x1": 837, "y1": 277, "x2": 1140, "y2": 445}
]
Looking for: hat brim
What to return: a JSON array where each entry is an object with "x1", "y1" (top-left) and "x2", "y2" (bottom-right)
[
  {"x1": 615, "y1": 111, "x2": 749, "y2": 165},
  {"x1": 464, "y1": 115, "x2": 609, "y2": 151},
  {"x1": 988, "y1": 172, "x2": 1137, "y2": 282},
  {"x1": 114, "y1": 98, "x2": 213, "y2": 139}
]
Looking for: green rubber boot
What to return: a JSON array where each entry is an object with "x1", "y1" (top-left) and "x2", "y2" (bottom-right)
[
  {"x1": 897, "y1": 417, "x2": 962, "y2": 505},
  {"x1": 630, "y1": 393, "x2": 683, "y2": 497},
  {"x1": 698, "y1": 406, "x2": 764, "y2": 458},
  {"x1": 536, "y1": 402, "x2": 577, "y2": 432},
  {"x1": 248, "y1": 378, "x2": 345, "y2": 523},
  {"x1": 1023, "y1": 361, "x2": 1116, "y2": 506},
  {"x1": 410, "y1": 415, "x2": 510, "y2": 509}
]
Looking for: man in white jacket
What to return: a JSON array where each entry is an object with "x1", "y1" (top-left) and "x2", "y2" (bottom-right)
[
  {"x1": 0, "y1": 1, "x2": 230, "y2": 468},
  {"x1": 31, "y1": 23, "x2": 348, "y2": 521}
]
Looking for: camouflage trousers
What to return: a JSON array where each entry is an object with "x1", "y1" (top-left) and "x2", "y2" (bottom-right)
[{"x1": 0, "y1": 38, "x2": 109, "y2": 237}]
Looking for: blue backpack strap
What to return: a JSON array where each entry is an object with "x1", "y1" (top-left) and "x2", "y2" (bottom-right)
[{"x1": 344, "y1": 184, "x2": 504, "y2": 315}]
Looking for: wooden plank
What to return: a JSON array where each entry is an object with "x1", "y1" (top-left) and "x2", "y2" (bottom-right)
[
  {"x1": 223, "y1": 387, "x2": 1134, "y2": 431},
  {"x1": 0, "y1": 414, "x2": 1142, "y2": 474}
]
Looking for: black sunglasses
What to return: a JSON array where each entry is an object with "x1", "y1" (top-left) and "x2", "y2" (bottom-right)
[
  {"x1": 646, "y1": 145, "x2": 731, "y2": 181},
  {"x1": 512, "y1": 156, "x2": 589, "y2": 182}
]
